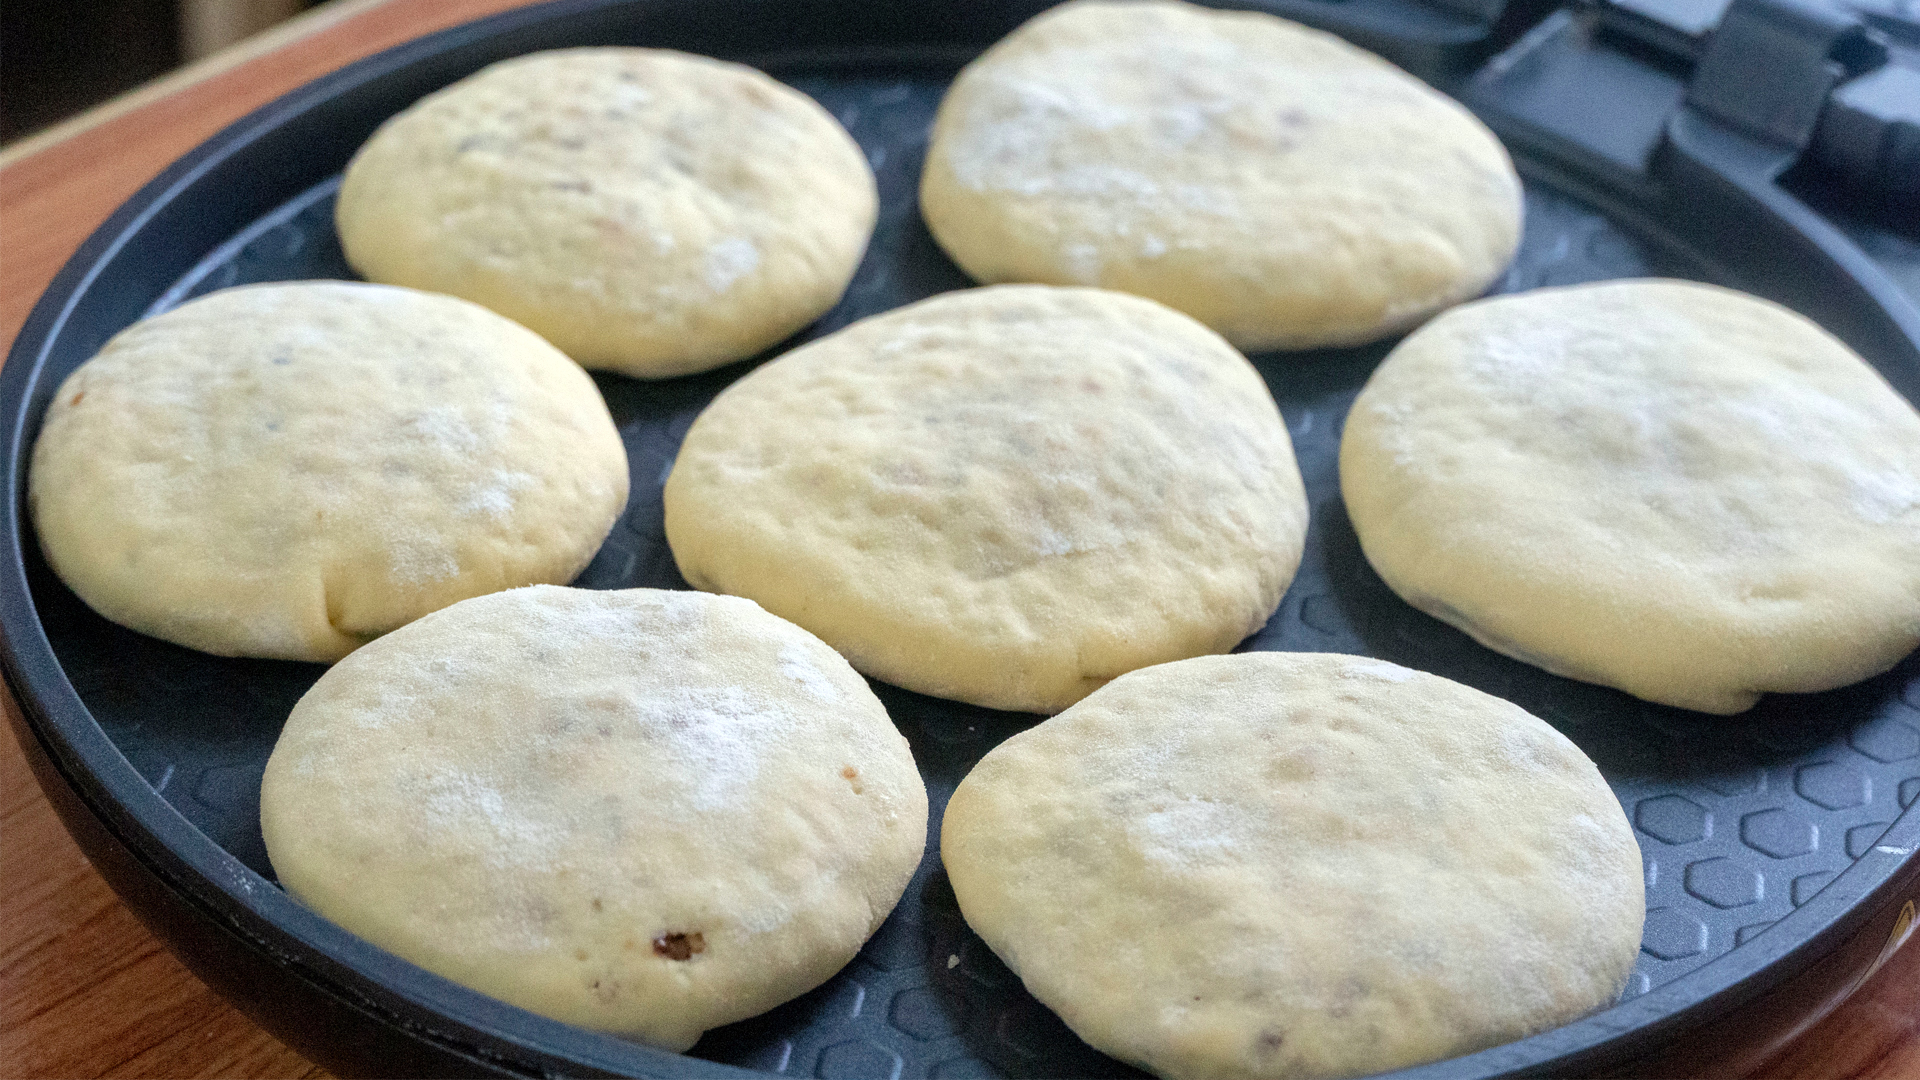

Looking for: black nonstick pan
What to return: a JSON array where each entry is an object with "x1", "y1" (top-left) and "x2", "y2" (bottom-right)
[{"x1": 5, "y1": 1, "x2": 1918, "y2": 1077}]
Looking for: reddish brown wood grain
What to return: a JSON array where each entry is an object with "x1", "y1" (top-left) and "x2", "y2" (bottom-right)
[
  {"x1": 0, "y1": 1, "x2": 1915, "y2": 1076},
  {"x1": 1753, "y1": 932, "x2": 1920, "y2": 1080}
]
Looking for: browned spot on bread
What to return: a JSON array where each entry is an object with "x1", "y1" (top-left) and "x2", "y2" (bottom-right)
[{"x1": 653, "y1": 931, "x2": 706, "y2": 960}]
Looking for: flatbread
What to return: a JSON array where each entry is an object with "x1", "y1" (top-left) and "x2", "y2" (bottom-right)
[
  {"x1": 336, "y1": 47, "x2": 877, "y2": 378},
  {"x1": 28, "y1": 281, "x2": 629, "y2": 661},
  {"x1": 919, "y1": 0, "x2": 1522, "y2": 352},
  {"x1": 662, "y1": 285, "x2": 1308, "y2": 714},
  {"x1": 942, "y1": 651, "x2": 1644, "y2": 1080},
  {"x1": 260, "y1": 585, "x2": 928, "y2": 1050},
  {"x1": 1340, "y1": 279, "x2": 1920, "y2": 714}
]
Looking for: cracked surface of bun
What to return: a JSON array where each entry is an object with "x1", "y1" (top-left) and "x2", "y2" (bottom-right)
[
  {"x1": 663, "y1": 285, "x2": 1308, "y2": 714},
  {"x1": 29, "y1": 281, "x2": 629, "y2": 661},
  {"x1": 261, "y1": 586, "x2": 928, "y2": 1050}
]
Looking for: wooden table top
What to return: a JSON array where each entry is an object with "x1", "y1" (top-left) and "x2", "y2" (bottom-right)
[{"x1": 1, "y1": 1, "x2": 1916, "y2": 1076}]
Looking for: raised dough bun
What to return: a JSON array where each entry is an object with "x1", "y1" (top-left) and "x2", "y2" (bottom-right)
[
  {"x1": 261, "y1": 585, "x2": 928, "y2": 1050},
  {"x1": 336, "y1": 47, "x2": 878, "y2": 378},
  {"x1": 28, "y1": 281, "x2": 628, "y2": 662},
  {"x1": 662, "y1": 285, "x2": 1308, "y2": 714},
  {"x1": 943, "y1": 651, "x2": 1644, "y2": 1080},
  {"x1": 919, "y1": 0, "x2": 1522, "y2": 352},
  {"x1": 1341, "y1": 279, "x2": 1920, "y2": 714}
]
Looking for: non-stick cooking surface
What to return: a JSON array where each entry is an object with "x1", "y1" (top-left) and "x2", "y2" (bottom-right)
[{"x1": 6, "y1": 3, "x2": 1920, "y2": 1078}]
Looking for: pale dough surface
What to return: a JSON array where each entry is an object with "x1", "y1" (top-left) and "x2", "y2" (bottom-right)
[
  {"x1": 337, "y1": 47, "x2": 877, "y2": 378},
  {"x1": 29, "y1": 281, "x2": 629, "y2": 662},
  {"x1": 662, "y1": 285, "x2": 1308, "y2": 714},
  {"x1": 261, "y1": 585, "x2": 927, "y2": 1050},
  {"x1": 919, "y1": 0, "x2": 1522, "y2": 352},
  {"x1": 1340, "y1": 279, "x2": 1920, "y2": 714},
  {"x1": 942, "y1": 651, "x2": 1644, "y2": 1080}
]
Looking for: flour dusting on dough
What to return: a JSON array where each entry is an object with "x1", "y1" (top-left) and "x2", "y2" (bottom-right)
[
  {"x1": 649, "y1": 686, "x2": 797, "y2": 813},
  {"x1": 420, "y1": 767, "x2": 564, "y2": 868},
  {"x1": 1851, "y1": 470, "x2": 1920, "y2": 524},
  {"x1": 704, "y1": 237, "x2": 761, "y2": 293},
  {"x1": 778, "y1": 643, "x2": 843, "y2": 702},
  {"x1": 1344, "y1": 658, "x2": 1416, "y2": 682},
  {"x1": 1132, "y1": 795, "x2": 1245, "y2": 869},
  {"x1": 401, "y1": 405, "x2": 485, "y2": 454},
  {"x1": 462, "y1": 470, "x2": 538, "y2": 520},
  {"x1": 386, "y1": 534, "x2": 461, "y2": 585},
  {"x1": 1061, "y1": 243, "x2": 1103, "y2": 284}
]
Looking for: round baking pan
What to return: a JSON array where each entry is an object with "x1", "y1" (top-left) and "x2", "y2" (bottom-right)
[{"x1": 5, "y1": 2, "x2": 1918, "y2": 1077}]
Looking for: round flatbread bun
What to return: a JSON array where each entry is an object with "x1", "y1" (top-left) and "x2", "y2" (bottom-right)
[
  {"x1": 260, "y1": 585, "x2": 928, "y2": 1050},
  {"x1": 28, "y1": 281, "x2": 629, "y2": 662},
  {"x1": 919, "y1": 0, "x2": 1522, "y2": 352},
  {"x1": 1340, "y1": 279, "x2": 1920, "y2": 714},
  {"x1": 942, "y1": 651, "x2": 1644, "y2": 1080},
  {"x1": 336, "y1": 47, "x2": 878, "y2": 378},
  {"x1": 662, "y1": 285, "x2": 1308, "y2": 714}
]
